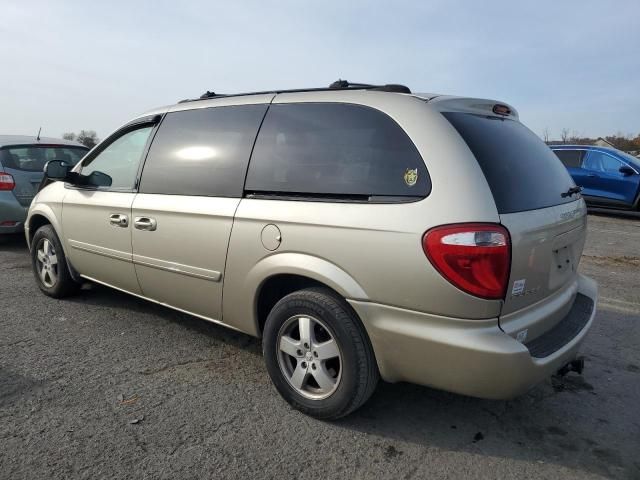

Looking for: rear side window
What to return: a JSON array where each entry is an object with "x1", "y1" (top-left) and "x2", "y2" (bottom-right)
[
  {"x1": 140, "y1": 104, "x2": 268, "y2": 197},
  {"x1": 245, "y1": 103, "x2": 430, "y2": 200},
  {"x1": 553, "y1": 149, "x2": 585, "y2": 168},
  {"x1": 0, "y1": 145, "x2": 87, "y2": 172},
  {"x1": 443, "y1": 113, "x2": 576, "y2": 214}
]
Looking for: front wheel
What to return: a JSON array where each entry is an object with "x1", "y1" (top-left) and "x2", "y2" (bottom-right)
[
  {"x1": 263, "y1": 288, "x2": 379, "y2": 419},
  {"x1": 31, "y1": 225, "x2": 80, "y2": 298}
]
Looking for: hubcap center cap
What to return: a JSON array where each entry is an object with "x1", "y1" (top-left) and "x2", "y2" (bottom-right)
[{"x1": 305, "y1": 352, "x2": 313, "y2": 362}]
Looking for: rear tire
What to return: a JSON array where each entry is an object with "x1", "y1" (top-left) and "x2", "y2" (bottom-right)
[
  {"x1": 31, "y1": 225, "x2": 80, "y2": 298},
  {"x1": 263, "y1": 287, "x2": 379, "y2": 419}
]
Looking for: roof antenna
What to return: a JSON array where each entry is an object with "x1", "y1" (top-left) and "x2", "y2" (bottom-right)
[{"x1": 36, "y1": 127, "x2": 42, "y2": 141}]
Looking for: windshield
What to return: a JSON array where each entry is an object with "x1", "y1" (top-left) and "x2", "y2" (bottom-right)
[
  {"x1": 0, "y1": 145, "x2": 88, "y2": 172},
  {"x1": 618, "y1": 150, "x2": 640, "y2": 168}
]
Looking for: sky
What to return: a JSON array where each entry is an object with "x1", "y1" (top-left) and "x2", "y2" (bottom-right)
[{"x1": 1, "y1": 0, "x2": 638, "y2": 141}]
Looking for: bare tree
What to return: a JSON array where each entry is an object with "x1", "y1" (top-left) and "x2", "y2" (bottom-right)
[
  {"x1": 542, "y1": 127, "x2": 550, "y2": 143},
  {"x1": 561, "y1": 128, "x2": 570, "y2": 144},
  {"x1": 75, "y1": 130, "x2": 99, "y2": 148},
  {"x1": 62, "y1": 132, "x2": 76, "y2": 141}
]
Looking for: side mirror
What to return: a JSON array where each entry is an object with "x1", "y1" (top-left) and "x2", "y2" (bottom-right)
[
  {"x1": 619, "y1": 165, "x2": 636, "y2": 176},
  {"x1": 85, "y1": 171, "x2": 112, "y2": 187},
  {"x1": 44, "y1": 160, "x2": 71, "y2": 180}
]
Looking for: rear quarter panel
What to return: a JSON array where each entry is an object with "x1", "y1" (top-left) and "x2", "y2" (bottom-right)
[{"x1": 222, "y1": 92, "x2": 506, "y2": 335}]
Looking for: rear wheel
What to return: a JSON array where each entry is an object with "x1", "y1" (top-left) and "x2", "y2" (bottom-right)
[
  {"x1": 31, "y1": 225, "x2": 80, "y2": 298},
  {"x1": 263, "y1": 287, "x2": 379, "y2": 419}
]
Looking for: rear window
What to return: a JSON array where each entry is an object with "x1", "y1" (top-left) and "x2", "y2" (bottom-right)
[
  {"x1": 245, "y1": 103, "x2": 430, "y2": 200},
  {"x1": 443, "y1": 113, "x2": 576, "y2": 214},
  {"x1": 0, "y1": 145, "x2": 87, "y2": 172},
  {"x1": 553, "y1": 149, "x2": 585, "y2": 168}
]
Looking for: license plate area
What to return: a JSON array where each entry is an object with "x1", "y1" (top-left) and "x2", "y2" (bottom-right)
[
  {"x1": 550, "y1": 245, "x2": 575, "y2": 289},
  {"x1": 554, "y1": 246, "x2": 573, "y2": 272}
]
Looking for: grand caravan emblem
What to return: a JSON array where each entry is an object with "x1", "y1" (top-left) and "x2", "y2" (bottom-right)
[{"x1": 404, "y1": 168, "x2": 418, "y2": 187}]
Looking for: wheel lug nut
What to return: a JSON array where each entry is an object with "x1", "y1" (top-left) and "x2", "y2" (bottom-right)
[
  {"x1": 311, "y1": 363, "x2": 316, "y2": 370},
  {"x1": 313, "y1": 351, "x2": 318, "y2": 357},
  {"x1": 296, "y1": 349, "x2": 303, "y2": 356},
  {"x1": 301, "y1": 361, "x2": 307, "y2": 368},
  {"x1": 303, "y1": 342, "x2": 309, "y2": 349}
]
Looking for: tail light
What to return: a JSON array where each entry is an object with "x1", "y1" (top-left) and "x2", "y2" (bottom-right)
[
  {"x1": 423, "y1": 223, "x2": 511, "y2": 300},
  {"x1": 0, "y1": 172, "x2": 15, "y2": 190}
]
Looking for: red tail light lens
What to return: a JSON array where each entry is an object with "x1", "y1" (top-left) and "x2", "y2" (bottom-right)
[
  {"x1": 0, "y1": 172, "x2": 15, "y2": 190},
  {"x1": 423, "y1": 223, "x2": 511, "y2": 300}
]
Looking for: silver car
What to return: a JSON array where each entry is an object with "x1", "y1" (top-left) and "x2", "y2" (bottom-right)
[
  {"x1": 26, "y1": 81, "x2": 598, "y2": 419},
  {"x1": 0, "y1": 136, "x2": 87, "y2": 235}
]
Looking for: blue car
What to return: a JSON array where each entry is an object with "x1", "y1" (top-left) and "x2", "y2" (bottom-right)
[{"x1": 551, "y1": 145, "x2": 640, "y2": 210}]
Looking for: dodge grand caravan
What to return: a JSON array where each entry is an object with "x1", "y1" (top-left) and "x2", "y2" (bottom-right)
[{"x1": 26, "y1": 81, "x2": 598, "y2": 419}]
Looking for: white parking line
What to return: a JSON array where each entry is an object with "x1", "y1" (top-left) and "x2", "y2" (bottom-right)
[
  {"x1": 589, "y1": 228, "x2": 639, "y2": 236},
  {"x1": 599, "y1": 296, "x2": 640, "y2": 315}
]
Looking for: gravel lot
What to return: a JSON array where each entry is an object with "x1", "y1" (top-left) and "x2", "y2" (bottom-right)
[{"x1": 1, "y1": 213, "x2": 639, "y2": 480}]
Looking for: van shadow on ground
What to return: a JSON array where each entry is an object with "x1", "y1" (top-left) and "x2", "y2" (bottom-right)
[{"x1": 67, "y1": 282, "x2": 638, "y2": 479}]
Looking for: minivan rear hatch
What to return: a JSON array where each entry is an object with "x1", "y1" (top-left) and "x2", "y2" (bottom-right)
[{"x1": 443, "y1": 111, "x2": 587, "y2": 316}]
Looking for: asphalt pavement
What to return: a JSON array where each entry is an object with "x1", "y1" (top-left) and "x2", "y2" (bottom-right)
[{"x1": 1, "y1": 213, "x2": 639, "y2": 479}]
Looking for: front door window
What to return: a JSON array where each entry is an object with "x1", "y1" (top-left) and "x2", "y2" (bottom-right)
[{"x1": 81, "y1": 127, "x2": 153, "y2": 189}]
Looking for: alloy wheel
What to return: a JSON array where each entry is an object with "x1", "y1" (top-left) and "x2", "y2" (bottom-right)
[
  {"x1": 277, "y1": 314, "x2": 342, "y2": 400},
  {"x1": 36, "y1": 238, "x2": 58, "y2": 288}
]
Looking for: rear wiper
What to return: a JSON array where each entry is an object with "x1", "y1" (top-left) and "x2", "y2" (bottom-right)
[{"x1": 561, "y1": 186, "x2": 583, "y2": 198}]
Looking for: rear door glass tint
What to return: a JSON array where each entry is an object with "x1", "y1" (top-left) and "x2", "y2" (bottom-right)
[
  {"x1": 553, "y1": 149, "x2": 584, "y2": 168},
  {"x1": 245, "y1": 103, "x2": 430, "y2": 199},
  {"x1": 443, "y1": 112, "x2": 576, "y2": 214},
  {"x1": 140, "y1": 104, "x2": 268, "y2": 197}
]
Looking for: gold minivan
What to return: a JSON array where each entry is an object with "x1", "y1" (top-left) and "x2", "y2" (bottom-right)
[{"x1": 26, "y1": 81, "x2": 597, "y2": 419}]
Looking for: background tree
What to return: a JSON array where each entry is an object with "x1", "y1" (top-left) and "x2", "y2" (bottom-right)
[
  {"x1": 542, "y1": 127, "x2": 550, "y2": 143},
  {"x1": 60, "y1": 130, "x2": 99, "y2": 147},
  {"x1": 604, "y1": 132, "x2": 635, "y2": 151},
  {"x1": 76, "y1": 130, "x2": 99, "y2": 148},
  {"x1": 76, "y1": 130, "x2": 100, "y2": 148},
  {"x1": 561, "y1": 128, "x2": 570, "y2": 144}
]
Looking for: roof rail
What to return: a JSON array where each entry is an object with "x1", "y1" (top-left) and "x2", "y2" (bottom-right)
[
  {"x1": 178, "y1": 79, "x2": 412, "y2": 103},
  {"x1": 328, "y1": 79, "x2": 411, "y2": 94}
]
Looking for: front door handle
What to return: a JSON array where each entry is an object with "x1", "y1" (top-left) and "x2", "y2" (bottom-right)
[
  {"x1": 109, "y1": 214, "x2": 129, "y2": 227},
  {"x1": 587, "y1": 173, "x2": 599, "y2": 178},
  {"x1": 134, "y1": 217, "x2": 157, "y2": 231}
]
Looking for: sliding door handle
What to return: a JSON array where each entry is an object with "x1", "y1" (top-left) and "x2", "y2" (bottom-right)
[
  {"x1": 109, "y1": 214, "x2": 129, "y2": 227},
  {"x1": 134, "y1": 217, "x2": 157, "y2": 231}
]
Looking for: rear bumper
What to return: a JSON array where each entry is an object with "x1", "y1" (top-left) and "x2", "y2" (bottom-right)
[
  {"x1": 348, "y1": 274, "x2": 597, "y2": 399},
  {"x1": 0, "y1": 192, "x2": 27, "y2": 234}
]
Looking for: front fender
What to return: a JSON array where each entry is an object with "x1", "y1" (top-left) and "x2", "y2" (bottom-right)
[
  {"x1": 25, "y1": 203, "x2": 63, "y2": 250},
  {"x1": 26, "y1": 181, "x2": 66, "y2": 251}
]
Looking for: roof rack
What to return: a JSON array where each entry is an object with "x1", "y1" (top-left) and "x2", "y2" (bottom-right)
[{"x1": 177, "y1": 79, "x2": 411, "y2": 103}]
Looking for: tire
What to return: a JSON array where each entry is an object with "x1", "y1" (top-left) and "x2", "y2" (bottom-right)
[
  {"x1": 263, "y1": 287, "x2": 379, "y2": 419},
  {"x1": 31, "y1": 225, "x2": 80, "y2": 298}
]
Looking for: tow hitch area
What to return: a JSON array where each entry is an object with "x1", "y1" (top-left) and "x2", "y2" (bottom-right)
[{"x1": 556, "y1": 357, "x2": 585, "y2": 376}]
